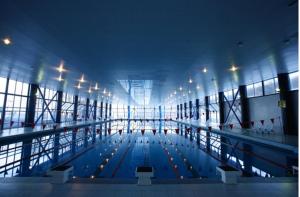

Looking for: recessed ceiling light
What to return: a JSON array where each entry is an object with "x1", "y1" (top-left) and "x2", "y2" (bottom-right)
[
  {"x1": 56, "y1": 74, "x2": 64, "y2": 82},
  {"x1": 2, "y1": 37, "x2": 11, "y2": 45},
  {"x1": 79, "y1": 74, "x2": 85, "y2": 83},
  {"x1": 189, "y1": 78, "x2": 193, "y2": 84},
  {"x1": 88, "y1": 87, "x2": 92, "y2": 93},
  {"x1": 202, "y1": 68, "x2": 207, "y2": 73},
  {"x1": 94, "y1": 83, "x2": 99, "y2": 90},
  {"x1": 76, "y1": 83, "x2": 81, "y2": 89},
  {"x1": 179, "y1": 86, "x2": 183, "y2": 91},
  {"x1": 57, "y1": 61, "x2": 66, "y2": 73},
  {"x1": 196, "y1": 85, "x2": 200, "y2": 90},
  {"x1": 229, "y1": 65, "x2": 238, "y2": 72}
]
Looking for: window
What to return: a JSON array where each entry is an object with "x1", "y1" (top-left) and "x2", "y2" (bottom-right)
[
  {"x1": 289, "y1": 71, "x2": 298, "y2": 90},
  {"x1": 224, "y1": 90, "x2": 233, "y2": 101},
  {"x1": 263, "y1": 78, "x2": 276, "y2": 95},
  {"x1": 61, "y1": 93, "x2": 74, "y2": 122},
  {"x1": 35, "y1": 87, "x2": 58, "y2": 125},
  {"x1": 3, "y1": 79, "x2": 28, "y2": 128},
  {"x1": 253, "y1": 82, "x2": 263, "y2": 96},
  {"x1": 246, "y1": 84, "x2": 254, "y2": 97}
]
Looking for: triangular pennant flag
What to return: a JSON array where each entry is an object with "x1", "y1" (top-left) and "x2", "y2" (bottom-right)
[{"x1": 152, "y1": 129, "x2": 156, "y2": 135}]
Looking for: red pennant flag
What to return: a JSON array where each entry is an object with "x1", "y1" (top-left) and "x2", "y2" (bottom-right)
[
  {"x1": 152, "y1": 129, "x2": 156, "y2": 135},
  {"x1": 270, "y1": 118, "x2": 275, "y2": 124},
  {"x1": 119, "y1": 129, "x2": 122, "y2": 135},
  {"x1": 130, "y1": 129, "x2": 133, "y2": 133},
  {"x1": 141, "y1": 129, "x2": 145, "y2": 135},
  {"x1": 175, "y1": 128, "x2": 179, "y2": 134},
  {"x1": 164, "y1": 129, "x2": 167, "y2": 135},
  {"x1": 120, "y1": 118, "x2": 123, "y2": 122},
  {"x1": 229, "y1": 124, "x2": 233, "y2": 129},
  {"x1": 260, "y1": 120, "x2": 264, "y2": 125}
]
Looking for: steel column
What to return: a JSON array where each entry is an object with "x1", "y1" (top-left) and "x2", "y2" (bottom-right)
[
  {"x1": 73, "y1": 95, "x2": 78, "y2": 121},
  {"x1": 189, "y1": 100, "x2": 192, "y2": 119},
  {"x1": 85, "y1": 98, "x2": 90, "y2": 120},
  {"x1": 176, "y1": 105, "x2": 179, "y2": 119},
  {"x1": 243, "y1": 143, "x2": 253, "y2": 175},
  {"x1": 277, "y1": 73, "x2": 291, "y2": 134},
  {"x1": 239, "y1": 85, "x2": 250, "y2": 128},
  {"x1": 159, "y1": 106, "x2": 162, "y2": 133},
  {"x1": 180, "y1": 104, "x2": 183, "y2": 119},
  {"x1": 25, "y1": 84, "x2": 38, "y2": 127},
  {"x1": 104, "y1": 102, "x2": 108, "y2": 136},
  {"x1": 184, "y1": 102, "x2": 187, "y2": 119},
  {"x1": 195, "y1": 99, "x2": 200, "y2": 120},
  {"x1": 127, "y1": 105, "x2": 130, "y2": 133},
  {"x1": 53, "y1": 90, "x2": 63, "y2": 163},
  {"x1": 20, "y1": 139, "x2": 32, "y2": 176},
  {"x1": 218, "y1": 92, "x2": 227, "y2": 161},
  {"x1": 205, "y1": 96, "x2": 210, "y2": 152},
  {"x1": 92, "y1": 100, "x2": 97, "y2": 143}
]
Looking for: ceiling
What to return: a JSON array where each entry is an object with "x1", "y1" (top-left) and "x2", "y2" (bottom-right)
[{"x1": 0, "y1": 0, "x2": 298, "y2": 105}]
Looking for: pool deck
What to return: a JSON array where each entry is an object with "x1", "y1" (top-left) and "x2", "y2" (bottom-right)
[
  {"x1": 0, "y1": 179, "x2": 297, "y2": 197},
  {"x1": 173, "y1": 119, "x2": 298, "y2": 154}
]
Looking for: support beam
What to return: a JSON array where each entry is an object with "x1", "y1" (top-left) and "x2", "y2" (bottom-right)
[
  {"x1": 189, "y1": 100, "x2": 192, "y2": 119},
  {"x1": 277, "y1": 73, "x2": 292, "y2": 134},
  {"x1": 239, "y1": 85, "x2": 250, "y2": 128},
  {"x1": 104, "y1": 102, "x2": 108, "y2": 136},
  {"x1": 195, "y1": 99, "x2": 200, "y2": 120},
  {"x1": 176, "y1": 105, "x2": 179, "y2": 120},
  {"x1": 85, "y1": 98, "x2": 90, "y2": 121},
  {"x1": 127, "y1": 105, "x2": 130, "y2": 133},
  {"x1": 184, "y1": 102, "x2": 187, "y2": 119},
  {"x1": 73, "y1": 95, "x2": 78, "y2": 121},
  {"x1": 108, "y1": 103, "x2": 112, "y2": 132},
  {"x1": 53, "y1": 90, "x2": 63, "y2": 163},
  {"x1": 92, "y1": 100, "x2": 97, "y2": 143},
  {"x1": 99, "y1": 101, "x2": 103, "y2": 138},
  {"x1": 180, "y1": 104, "x2": 183, "y2": 119},
  {"x1": 25, "y1": 84, "x2": 38, "y2": 127},
  {"x1": 159, "y1": 106, "x2": 162, "y2": 133},
  {"x1": 20, "y1": 139, "x2": 32, "y2": 176},
  {"x1": 205, "y1": 96, "x2": 210, "y2": 152},
  {"x1": 243, "y1": 143, "x2": 253, "y2": 175},
  {"x1": 218, "y1": 92, "x2": 227, "y2": 162}
]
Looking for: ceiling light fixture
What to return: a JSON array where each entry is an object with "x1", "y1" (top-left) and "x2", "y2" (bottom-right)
[
  {"x1": 76, "y1": 83, "x2": 81, "y2": 89},
  {"x1": 79, "y1": 74, "x2": 85, "y2": 83},
  {"x1": 179, "y1": 86, "x2": 183, "y2": 91},
  {"x1": 2, "y1": 37, "x2": 11, "y2": 45},
  {"x1": 88, "y1": 87, "x2": 92, "y2": 93},
  {"x1": 189, "y1": 78, "x2": 193, "y2": 84},
  {"x1": 57, "y1": 61, "x2": 66, "y2": 73},
  {"x1": 196, "y1": 85, "x2": 200, "y2": 90},
  {"x1": 229, "y1": 65, "x2": 238, "y2": 72},
  {"x1": 202, "y1": 67, "x2": 207, "y2": 73},
  {"x1": 57, "y1": 74, "x2": 64, "y2": 82},
  {"x1": 94, "y1": 83, "x2": 99, "y2": 90}
]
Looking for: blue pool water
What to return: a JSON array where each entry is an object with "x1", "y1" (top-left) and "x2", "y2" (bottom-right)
[{"x1": 66, "y1": 125, "x2": 220, "y2": 179}]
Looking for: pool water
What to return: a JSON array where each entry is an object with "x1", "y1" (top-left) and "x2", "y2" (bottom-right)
[{"x1": 67, "y1": 127, "x2": 221, "y2": 179}]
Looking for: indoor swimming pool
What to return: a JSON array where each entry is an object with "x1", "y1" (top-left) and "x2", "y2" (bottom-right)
[{"x1": 65, "y1": 121, "x2": 220, "y2": 179}]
